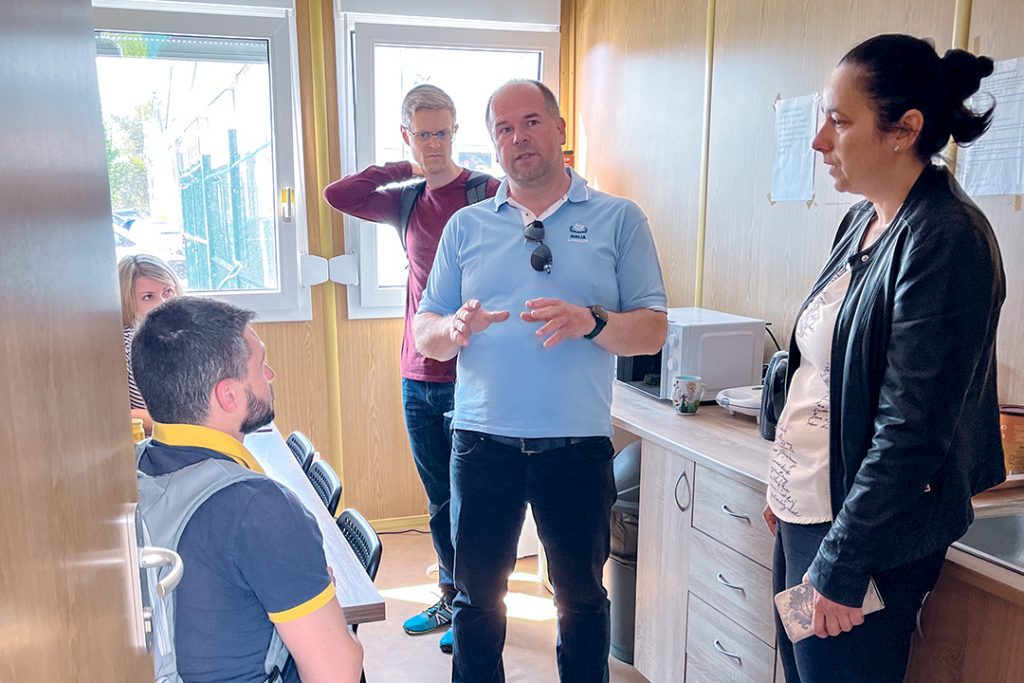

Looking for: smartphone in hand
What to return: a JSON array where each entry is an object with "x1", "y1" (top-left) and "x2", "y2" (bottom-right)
[{"x1": 774, "y1": 578, "x2": 884, "y2": 642}]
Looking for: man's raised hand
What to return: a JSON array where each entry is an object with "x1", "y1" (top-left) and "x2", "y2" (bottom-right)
[{"x1": 449, "y1": 299, "x2": 509, "y2": 347}]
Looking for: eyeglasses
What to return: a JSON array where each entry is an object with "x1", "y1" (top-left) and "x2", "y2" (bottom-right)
[
  {"x1": 524, "y1": 220, "x2": 552, "y2": 274},
  {"x1": 404, "y1": 127, "x2": 456, "y2": 142}
]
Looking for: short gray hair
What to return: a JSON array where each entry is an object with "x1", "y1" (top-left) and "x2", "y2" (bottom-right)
[
  {"x1": 401, "y1": 84, "x2": 456, "y2": 128},
  {"x1": 132, "y1": 297, "x2": 255, "y2": 425},
  {"x1": 485, "y1": 79, "x2": 561, "y2": 131}
]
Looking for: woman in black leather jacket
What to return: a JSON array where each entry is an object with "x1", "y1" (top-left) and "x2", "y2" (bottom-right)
[{"x1": 763, "y1": 34, "x2": 1006, "y2": 682}]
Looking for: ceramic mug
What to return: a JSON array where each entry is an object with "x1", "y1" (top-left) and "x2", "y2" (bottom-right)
[{"x1": 672, "y1": 375, "x2": 706, "y2": 415}]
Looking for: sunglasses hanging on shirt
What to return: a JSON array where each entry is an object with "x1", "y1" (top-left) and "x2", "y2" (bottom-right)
[{"x1": 524, "y1": 220, "x2": 553, "y2": 274}]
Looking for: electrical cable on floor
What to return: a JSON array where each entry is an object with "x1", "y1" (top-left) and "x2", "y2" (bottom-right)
[{"x1": 378, "y1": 528, "x2": 431, "y2": 535}]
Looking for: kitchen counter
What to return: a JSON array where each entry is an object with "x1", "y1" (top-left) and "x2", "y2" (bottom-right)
[{"x1": 610, "y1": 382, "x2": 1024, "y2": 604}]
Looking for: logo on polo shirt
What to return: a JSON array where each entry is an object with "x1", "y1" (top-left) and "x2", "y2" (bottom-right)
[{"x1": 568, "y1": 223, "x2": 588, "y2": 243}]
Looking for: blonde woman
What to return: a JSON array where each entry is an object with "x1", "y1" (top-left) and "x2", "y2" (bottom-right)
[{"x1": 118, "y1": 254, "x2": 182, "y2": 432}]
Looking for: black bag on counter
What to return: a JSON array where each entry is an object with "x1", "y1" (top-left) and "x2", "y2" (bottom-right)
[{"x1": 760, "y1": 350, "x2": 789, "y2": 441}]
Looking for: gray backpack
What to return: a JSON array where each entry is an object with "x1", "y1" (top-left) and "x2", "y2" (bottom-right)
[{"x1": 136, "y1": 442, "x2": 291, "y2": 682}]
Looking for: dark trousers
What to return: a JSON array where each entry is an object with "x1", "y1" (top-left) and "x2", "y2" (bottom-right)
[
  {"x1": 773, "y1": 520, "x2": 947, "y2": 683},
  {"x1": 449, "y1": 430, "x2": 616, "y2": 683},
  {"x1": 401, "y1": 378, "x2": 457, "y2": 603}
]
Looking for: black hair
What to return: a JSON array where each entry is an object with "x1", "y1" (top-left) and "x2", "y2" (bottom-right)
[
  {"x1": 132, "y1": 296, "x2": 255, "y2": 425},
  {"x1": 840, "y1": 34, "x2": 995, "y2": 160}
]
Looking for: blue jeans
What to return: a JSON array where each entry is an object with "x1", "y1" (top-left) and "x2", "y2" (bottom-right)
[
  {"x1": 773, "y1": 520, "x2": 946, "y2": 683},
  {"x1": 449, "y1": 430, "x2": 616, "y2": 683},
  {"x1": 402, "y1": 378, "x2": 457, "y2": 603}
]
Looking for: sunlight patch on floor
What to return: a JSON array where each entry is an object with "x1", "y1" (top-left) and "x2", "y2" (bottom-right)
[
  {"x1": 502, "y1": 591, "x2": 557, "y2": 622},
  {"x1": 379, "y1": 580, "x2": 556, "y2": 622},
  {"x1": 378, "y1": 583, "x2": 445, "y2": 607}
]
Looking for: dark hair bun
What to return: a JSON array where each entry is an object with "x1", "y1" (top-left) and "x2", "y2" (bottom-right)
[
  {"x1": 940, "y1": 49, "x2": 995, "y2": 144},
  {"x1": 941, "y1": 49, "x2": 995, "y2": 102}
]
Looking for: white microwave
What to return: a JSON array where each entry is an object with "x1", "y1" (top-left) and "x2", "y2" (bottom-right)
[{"x1": 616, "y1": 307, "x2": 766, "y2": 401}]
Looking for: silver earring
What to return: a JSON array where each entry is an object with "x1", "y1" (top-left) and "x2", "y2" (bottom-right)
[{"x1": 893, "y1": 145, "x2": 901, "y2": 152}]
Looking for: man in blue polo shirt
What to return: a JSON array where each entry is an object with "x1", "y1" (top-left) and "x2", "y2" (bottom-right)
[
  {"x1": 133, "y1": 297, "x2": 363, "y2": 683},
  {"x1": 414, "y1": 80, "x2": 668, "y2": 683}
]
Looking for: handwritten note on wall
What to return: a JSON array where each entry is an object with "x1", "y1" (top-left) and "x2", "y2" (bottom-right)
[{"x1": 771, "y1": 94, "x2": 819, "y2": 202}]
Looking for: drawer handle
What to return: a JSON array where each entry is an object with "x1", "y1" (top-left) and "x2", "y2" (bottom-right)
[
  {"x1": 721, "y1": 504, "x2": 750, "y2": 522},
  {"x1": 716, "y1": 572, "x2": 746, "y2": 593},
  {"x1": 713, "y1": 639, "x2": 742, "y2": 663},
  {"x1": 674, "y1": 470, "x2": 691, "y2": 512}
]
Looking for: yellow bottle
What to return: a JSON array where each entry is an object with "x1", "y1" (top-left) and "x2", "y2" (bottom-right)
[{"x1": 132, "y1": 417, "x2": 145, "y2": 443}]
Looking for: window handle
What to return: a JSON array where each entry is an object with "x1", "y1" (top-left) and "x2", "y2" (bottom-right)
[
  {"x1": 721, "y1": 504, "x2": 750, "y2": 522},
  {"x1": 280, "y1": 187, "x2": 294, "y2": 222}
]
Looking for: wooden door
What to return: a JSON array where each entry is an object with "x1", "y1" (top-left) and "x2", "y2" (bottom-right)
[{"x1": 0, "y1": 0, "x2": 153, "y2": 678}]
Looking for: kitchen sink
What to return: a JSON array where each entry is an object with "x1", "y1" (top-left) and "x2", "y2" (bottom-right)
[{"x1": 953, "y1": 513, "x2": 1024, "y2": 575}]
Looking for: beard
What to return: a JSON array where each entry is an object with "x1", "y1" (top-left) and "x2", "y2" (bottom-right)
[{"x1": 239, "y1": 385, "x2": 275, "y2": 435}]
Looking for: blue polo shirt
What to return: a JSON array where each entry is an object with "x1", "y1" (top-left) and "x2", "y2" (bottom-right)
[
  {"x1": 419, "y1": 168, "x2": 667, "y2": 438},
  {"x1": 138, "y1": 423, "x2": 335, "y2": 683}
]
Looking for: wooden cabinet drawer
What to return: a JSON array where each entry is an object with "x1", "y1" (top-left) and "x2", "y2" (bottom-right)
[
  {"x1": 689, "y1": 529, "x2": 775, "y2": 645},
  {"x1": 692, "y1": 464, "x2": 774, "y2": 566},
  {"x1": 686, "y1": 594, "x2": 776, "y2": 683}
]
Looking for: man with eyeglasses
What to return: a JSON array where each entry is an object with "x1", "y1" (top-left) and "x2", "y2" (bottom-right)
[
  {"x1": 324, "y1": 84, "x2": 499, "y2": 654},
  {"x1": 414, "y1": 80, "x2": 668, "y2": 683}
]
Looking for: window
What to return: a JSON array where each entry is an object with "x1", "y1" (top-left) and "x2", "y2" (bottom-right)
[
  {"x1": 338, "y1": 18, "x2": 560, "y2": 318},
  {"x1": 93, "y1": 2, "x2": 309, "y2": 321}
]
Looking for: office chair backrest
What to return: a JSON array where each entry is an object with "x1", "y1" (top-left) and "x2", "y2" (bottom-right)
[
  {"x1": 286, "y1": 431, "x2": 315, "y2": 472},
  {"x1": 337, "y1": 508, "x2": 382, "y2": 582},
  {"x1": 307, "y1": 459, "x2": 342, "y2": 517}
]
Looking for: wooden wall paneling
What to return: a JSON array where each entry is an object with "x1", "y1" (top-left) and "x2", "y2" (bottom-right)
[
  {"x1": 319, "y1": 2, "x2": 427, "y2": 520},
  {"x1": 703, "y1": 0, "x2": 955, "y2": 357},
  {"x1": 335, "y1": 317, "x2": 420, "y2": 520},
  {"x1": 573, "y1": 0, "x2": 709, "y2": 307},
  {"x1": 968, "y1": 0, "x2": 1024, "y2": 404},
  {"x1": 252, "y1": 315, "x2": 332, "y2": 471}
]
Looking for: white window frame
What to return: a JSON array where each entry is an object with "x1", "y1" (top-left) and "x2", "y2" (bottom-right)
[
  {"x1": 335, "y1": 13, "x2": 560, "y2": 319},
  {"x1": 92, "y1": 0, "x2": 312, "y2": 322}
]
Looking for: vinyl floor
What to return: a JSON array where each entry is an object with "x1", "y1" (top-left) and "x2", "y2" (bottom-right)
[{"x1": 358, "y1": 530, "x2": 649, "y2": 683}]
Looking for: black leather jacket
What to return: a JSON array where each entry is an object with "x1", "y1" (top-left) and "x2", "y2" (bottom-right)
[{"x1": 790, "y1": 164, "x2": 1006, "y2": 606}]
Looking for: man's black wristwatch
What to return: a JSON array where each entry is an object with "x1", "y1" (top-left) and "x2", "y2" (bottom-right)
[{"x1": 584, "y1": 304, "x2": 609, "y2": 340}]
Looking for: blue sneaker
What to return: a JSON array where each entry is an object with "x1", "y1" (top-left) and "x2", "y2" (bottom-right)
[
  {"x1": 402, "y1": 598, "x2": 452, "y2": 635},
  {"x1": 439, "y1": 628, "x2": 453, "y2": 654}
]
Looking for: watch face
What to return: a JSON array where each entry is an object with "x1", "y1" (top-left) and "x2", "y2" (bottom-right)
[{"x1": 592, "y1": 305, "x2": 608, "y2": 322}]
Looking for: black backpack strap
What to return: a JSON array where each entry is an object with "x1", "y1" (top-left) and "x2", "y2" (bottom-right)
[
  {"x1": 464, "y1": 171, "x2": 494, "y2": 206},
  {"x1": 396, "y1": 179, "x2": 427, "y2": 252},
  {"x1": 398, "y1": 172, "x2": 493, "y2": 252}
]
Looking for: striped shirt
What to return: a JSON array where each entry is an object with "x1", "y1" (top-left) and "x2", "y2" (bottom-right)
[{"x1": 124, "y1": 326, "x2": 146, "y2": 410}]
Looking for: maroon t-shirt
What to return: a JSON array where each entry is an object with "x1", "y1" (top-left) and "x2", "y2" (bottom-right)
[{"x1": 323, "y1": 161, "x2": 499, "y2": 383}]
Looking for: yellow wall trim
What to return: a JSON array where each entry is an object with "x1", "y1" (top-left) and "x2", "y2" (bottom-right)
[
  {"x1": 694, "y1": 0, "x2": 716, "y2": 307},
  {"x1": 304, "y1": 0, "x2": 347, "y2": 505},
  {"x1": 947, "y1": 0, "x2": 974, "y2": 171}
]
